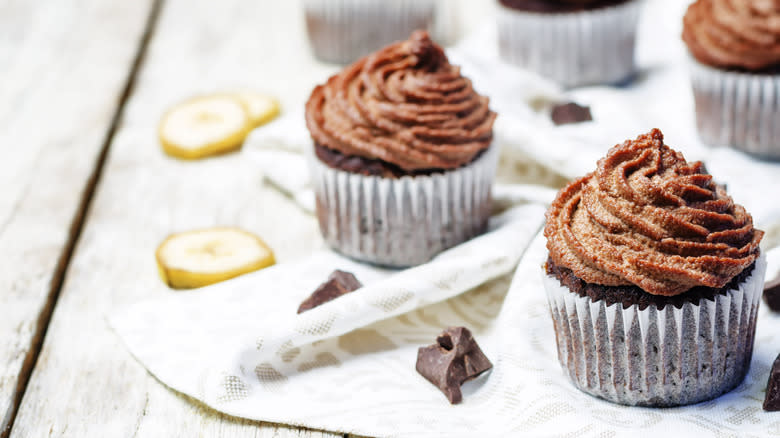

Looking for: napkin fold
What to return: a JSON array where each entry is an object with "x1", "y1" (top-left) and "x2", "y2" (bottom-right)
[
  {"x1": 243, "y1": 111, "x2": 560, "y2": 214},
  {"x1": 111, "y1": 233, "x2": 780, "y2": 438},
  {"x1": 111, "y1": 203, "x2": 547, "y2": 437}
]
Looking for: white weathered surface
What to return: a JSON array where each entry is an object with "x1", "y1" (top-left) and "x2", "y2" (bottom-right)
[
  {"x1": 0, "y1": 0, "x2": 155, "y2": 435},
  {"x1": 9, "y1": 0, "x2": 492, "y2": 436}
]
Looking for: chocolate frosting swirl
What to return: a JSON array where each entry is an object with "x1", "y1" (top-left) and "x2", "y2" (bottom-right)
[
  {"x1": 683, "y1": 0, "x2": 780, "y2": 71},
  {"x1": 305, "y1": 31, "x2": 496, "y2": 172},
  {"x1": 544, "y1": 129, "x2": 763, "y2": 297}
]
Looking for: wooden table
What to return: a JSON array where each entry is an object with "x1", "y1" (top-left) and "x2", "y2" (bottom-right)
[{"x1": 0, "y1": 1, "x2": 494, "y2": 436}]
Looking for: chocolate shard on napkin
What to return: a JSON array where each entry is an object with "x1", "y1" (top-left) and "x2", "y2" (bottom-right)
[
  {"x1": 551, "y1": 102, "x2": 592, "y2": 125},
  {"x1": 297, "y1": 270, "x2": 362, "y2": 314},
  {"x1": 764, "y1": 354, "x2": 780, "y2": 411},
  {"x1": 415, "y1": 326, "x2": 493, "y2": 404},
  {"x1": 763, "y1": 276, "x2": 780, "y2": 313}
]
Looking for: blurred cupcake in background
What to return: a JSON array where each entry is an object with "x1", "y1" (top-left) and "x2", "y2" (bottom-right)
[
  {"x1": 497, "y1": 0, "x2": 644, "y2": 87},
  {"x1": 303, "y1": 0, "x2": 456, "y2": 64},
  {"x1": 682, "y1": 0, "x2": 780, "y2": 159}
]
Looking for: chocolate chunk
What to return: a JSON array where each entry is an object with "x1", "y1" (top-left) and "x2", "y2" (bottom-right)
[
  {"x1": 415, "y1": 327, "x2": 493, "y2": 404},
  {"x1": 764, "y1": 354, "x2": 780, "y2": 411},
  {"x1": 551, "y1": 102, "x2": 593, "y2": 125},
  {"x1": 763, "y1": 275, "x2": 780, "y2": 313},
  {"x1": 297, "y1": 270, "x2": 362, "y2": 314}
]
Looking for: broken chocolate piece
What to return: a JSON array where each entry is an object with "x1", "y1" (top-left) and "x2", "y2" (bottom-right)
[
  {"x1": 297, "y1": 270, "x2": 362, "y2": 314},
  {"x1": 763, "y1": 275, "x2": 780, "y2": 313},
  {"x1": 415, "y1": 326, "x2": 493, "y2": 404},
  {"x1": 551, "y1": 102, "x2": 593, "y2": 125},
  {"x1": 764, "y1": 353, "x2": 780, "y2": 411}
]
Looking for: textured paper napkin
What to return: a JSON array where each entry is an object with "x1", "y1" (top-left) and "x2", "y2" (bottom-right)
[
  {"x1": 112, "y1": 0, "x2": 780, "y2": 436},
  {"x1": 110, "y1": 232, "x2": 780, "y2": 438},
  {"x1": 110, "y1": 203, "x2": 549, "y2": 437}
]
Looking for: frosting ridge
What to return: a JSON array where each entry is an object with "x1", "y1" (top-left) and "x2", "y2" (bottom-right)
[
  {"x1": 544, "y1": 129, "x2": 763, "y2": 296},
  {"x1": 305, "y1": 31, "x2": 495, "y2": 172},
  {"x1": 683, "y1": 0, "x2": 780, "y2": 71}
]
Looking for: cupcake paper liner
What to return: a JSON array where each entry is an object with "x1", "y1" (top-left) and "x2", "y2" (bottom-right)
[
  {"x1": 542, "y1": 253, "x2": 767, "y2": 407},
  {"x1": 302, "y1": 0, "x2": 437, "y2": 64},
  {"x1": 308, "y1": 145, "x2": 498, "y2": 268},
  {"x1": 689, "y1": 59, "x2": 780, "y2": 159},
  {"x1": 496, "y1": 0, "x2": 643, "y2": 88}
]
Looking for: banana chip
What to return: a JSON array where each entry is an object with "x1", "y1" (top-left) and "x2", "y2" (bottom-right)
[
  {"x1": 233, "y1": 91, "x2": 280, "y2": 128},
  {"x1": 158, "y1": 95, "x2": 251, "y2": 159},
  {"x1": 156, "y1": 227, "x2": 275, "y2": 289}
]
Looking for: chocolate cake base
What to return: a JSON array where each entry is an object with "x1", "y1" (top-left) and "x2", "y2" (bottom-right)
[
  {"x1": 545, "y1": 257, "x2": 756, "y2": 310},
  {"x1": 315, "y1": 143, "x2": 485, "y2": 179},
  {"x1": 498, "y1": 0, "x2": 629, "y2": 13}
]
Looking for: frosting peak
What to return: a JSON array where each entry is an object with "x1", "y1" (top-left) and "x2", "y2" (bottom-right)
[
  {"x1": 544, "y1": 129, "x2": 763, "y2": 296},
  {"x1": 305, "y1": 31, "x2": 496, "y2": 172},
  {"x1": 683, "y1": 0, "x2": 780, "y2": 71}
]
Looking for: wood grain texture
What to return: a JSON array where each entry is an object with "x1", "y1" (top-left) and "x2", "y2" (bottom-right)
[
  {"x1": 10, "y1": 0, "x2": 492, "y2": 436},
  {"x1": 8, "y1": 0, "x2": 336, "y2": 436},
  {"x1": 0, "y1": 0, "x2": 156, "y2": 436}
]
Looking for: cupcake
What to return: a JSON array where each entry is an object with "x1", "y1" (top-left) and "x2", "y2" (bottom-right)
[
  {"x1": 543, "y1": 129, "x2": 765, "y2": 407},
  {"x1": 303, "y1": 0, "x2": 438, "y2": 64},
  {"x1": 305, "y1": 31, "x2": 498, "y2": 268},
  {"x1": 682, "y1": 0, "x2": 780, "y2": 159},
  {"x1": 496, "y1": 0, "x2": 644, "y2": 87}
]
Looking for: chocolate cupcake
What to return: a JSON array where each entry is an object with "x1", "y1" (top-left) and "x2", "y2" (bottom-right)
[
  {"x1": 496, "y1": 0, "x2": 643, "y2": 87},
  {"x1": 543, "y1": 129, "x2": 765, "y2": 407},
  {"x1": 682, "y1": 0, "x2": 780, "y2": 159},
  {"x1": 303, "y1": 0, "x2": 438, "y2": 64},
  {"x1": 305, "y1": 31, "x2": 497, "y2": 267}
]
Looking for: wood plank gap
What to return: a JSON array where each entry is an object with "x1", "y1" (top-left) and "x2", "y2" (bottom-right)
[{"x1": 0, "y1": 1, "x2": 165, "y2": 437}]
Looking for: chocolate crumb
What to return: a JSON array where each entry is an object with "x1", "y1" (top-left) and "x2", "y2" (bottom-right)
[
  {"x1": 763, "y1": 275, "x2": 780, "y2": 313},
  {"x1": 415, "y1": 327, "x2": 492, "y2": 404},
  {"x1": 297, "y1": 270, "x2": 362, "y2": 314},
  {"x1": 764, "y1": 354, "x2": 780, "y2": 411},
  {"x1": 551, "y1": 102, "x2": 593, "y2": 125}
]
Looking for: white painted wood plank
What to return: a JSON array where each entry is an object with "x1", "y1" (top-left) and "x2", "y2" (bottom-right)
[
  {"x1": 8, "y1": 0, "x2": 337, "y2": 436},
  {"x1": 0, "y1": 0, "x2": 155, "y2": 435},
  {"x1": 11, "y1": 1, "x2": 492, "y2": 436}
]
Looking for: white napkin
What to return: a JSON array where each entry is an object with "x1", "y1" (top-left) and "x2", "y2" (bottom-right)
[
  {"x1": 112, "y1": 0, "x2": 780, "y2": 436},
  {"x1": 110, "y1": 232, "x2": 780, "y2": 438},
  {"x1": 111, "y1": 203, "x2": 547, "y2": 436}
]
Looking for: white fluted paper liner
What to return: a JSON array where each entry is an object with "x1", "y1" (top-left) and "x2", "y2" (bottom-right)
[
  {"x1": 496, "y1": 0, "x2": 643, "y2": 88},
  {"x1": 542, "y1": 252, "x2": 767, "y2": 407},
  {"x1": 689, "y1": 58, "x2": 780, "y2": 160},
  {"x1": 302, "y1": 0, "x2": 437, "y2": 64},
  {"x1": 308, "y1": 144, "x2": 498, "y2": 267}
]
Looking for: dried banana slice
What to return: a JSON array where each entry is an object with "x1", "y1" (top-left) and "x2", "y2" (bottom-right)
[
  {"x1": 158, "y1": 95, "x2": 251, "y2": 159},
  {"x1": 233, "y1": 91, "x2": 280, "y2": 127},
  {"x1": 156, "y1": 227, "x2": 275, "y2": 289}
]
